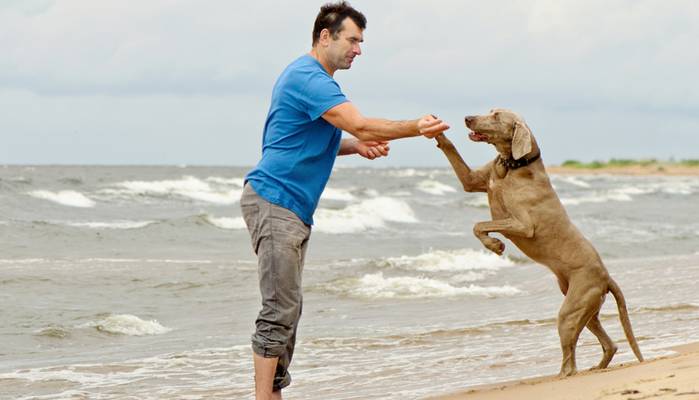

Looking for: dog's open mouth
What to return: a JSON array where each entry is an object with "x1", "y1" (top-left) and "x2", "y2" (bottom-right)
[{"x1": 468, "y1": 131, "x2": 489, "y2": 142}]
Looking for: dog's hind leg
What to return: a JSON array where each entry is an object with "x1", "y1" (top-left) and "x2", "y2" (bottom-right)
[
  {"x1": 557, "y1": 283, "x2": 605, "y2": 377},
  {"x1": 586, "y1": 312, "x2": 618, "y2": 370}
]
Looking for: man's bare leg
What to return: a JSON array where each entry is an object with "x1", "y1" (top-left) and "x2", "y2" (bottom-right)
[{"x1": 254, "y1": 353, "x2": 282, "y2": 400}]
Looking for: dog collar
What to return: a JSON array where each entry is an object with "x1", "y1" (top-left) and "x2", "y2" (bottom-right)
[{"x1": 497, "y1": 152, "x2": 541, "y2": 170}]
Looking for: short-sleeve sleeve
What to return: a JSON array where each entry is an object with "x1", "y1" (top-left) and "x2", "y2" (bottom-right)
[{"x1": 301, "y1": 71, "x2": 348, "y2": 121}]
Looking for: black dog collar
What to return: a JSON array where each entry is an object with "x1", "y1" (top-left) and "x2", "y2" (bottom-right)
[{"x1": 497, "y1": 152, "x2": 541, "y2": 170}]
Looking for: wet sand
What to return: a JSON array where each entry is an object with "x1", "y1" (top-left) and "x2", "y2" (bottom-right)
[{"x1": 430, "y1": 342, "x2": 699, "y2": 400}]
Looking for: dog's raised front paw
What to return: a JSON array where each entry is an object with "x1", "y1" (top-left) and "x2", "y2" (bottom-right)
[{"x1": 482, "y1": 237, "x2": 505, "y2": 255}]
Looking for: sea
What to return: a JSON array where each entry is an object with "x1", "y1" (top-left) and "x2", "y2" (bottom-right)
[{"x1": 1, "y1": 165, "x2": 698, "y2": 400}]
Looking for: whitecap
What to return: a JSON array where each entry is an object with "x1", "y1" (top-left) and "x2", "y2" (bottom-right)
[
  {"x1": 206, "y1": 215, "x2": 247, "y2": 230},
  {"x1": 28, "y1": 190, "x2": 96, "y2": 208},
  {"x1": 205, "y1": 176, "x2": 245, "y2": 186},
  {"x1": 416, "y1": 180, "x2": 457, "y2": 195},
  {"x1": 321, "y1": 187, "x2": 356, "y2": 202},
  {"x1": 552, "y1": 175, "x2": 591, "y2": 188},
  {"x1": 66, "y1": 220, "x2": 155, "y2": 229},
  {"x1": 333, "y1": 272, "x2": 520, "y2": 299},
  {"x1": 113, "y1": 176, "x2": 241, "y2": 205},
  {"x1": 561, "y1": 191, "x2": 634, "y2": 205},
  {"x1": 314, "y1": 197, "x2": 417, "y2": 234},
  {"x1": 380, "y1": 248, "x2": 515, "y2": 272},
  {"x1": 81, "y1": 314, "x2": 172, "y2": 336}
]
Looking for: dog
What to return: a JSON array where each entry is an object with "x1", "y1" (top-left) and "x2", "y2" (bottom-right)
[{"x1": 434, "y1": 108, "x2": 643, "y2": 377}]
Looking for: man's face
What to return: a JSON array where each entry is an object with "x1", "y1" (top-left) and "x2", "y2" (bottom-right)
[{"x1": 327, "y1": 18, "x2": 363, "y2": 70}]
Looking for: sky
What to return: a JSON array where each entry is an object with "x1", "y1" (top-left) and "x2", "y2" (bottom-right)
[{"x1": 1, "y1": 0, "x2": 698, "y2": 167}]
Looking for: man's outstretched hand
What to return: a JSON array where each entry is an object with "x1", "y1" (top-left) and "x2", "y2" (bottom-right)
[
  {"x1": 418, "y1": 114, "x2": 450, "y2": 138},
  {"x1": 356, "y1": 140, "x2": 390, "y2": 160}
]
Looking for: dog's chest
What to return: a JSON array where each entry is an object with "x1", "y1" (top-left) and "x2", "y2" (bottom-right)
[{"x1": 487, "y1": 177, "x2": 509, "y2": 217}]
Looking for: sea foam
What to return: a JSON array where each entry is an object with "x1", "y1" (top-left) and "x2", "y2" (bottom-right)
[
  {"x1": 113, "y1": 176, "x2": 241, "y2": 205},
  {"x1": 205, "y1": 215, "x2": 247, "y2": 230},
  {"x1": 379, "y1": 248, "x2": 515, "y2": 272},
  {"x1": 66, "y1": 220, "x2": 155, "y2": 229},
  {"x1": 321, "y1": 187, "x2": 356, "y2": 201},
  {"x1": 82, "y1": 314, "x2": 172, "y2": 336},
  {"x1": 416, "y1": 180, "x2": 457, "y2": 195},
  {"x1": 29, "y1": 190, "x2": 96, "y2": 208},
  {"x1": 334, "y1": 272, "x2": 521, "y2": 299},
  {"x1": 314, "y1": 197, "x2": 418, "y2": 234}
]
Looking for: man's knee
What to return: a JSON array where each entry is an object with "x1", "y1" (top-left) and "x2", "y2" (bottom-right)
[{"x1": 252, "y1": 300, "x2": 302, "y2": 355}]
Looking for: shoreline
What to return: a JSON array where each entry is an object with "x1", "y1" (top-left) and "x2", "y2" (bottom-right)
[
  {"x1": 429, "y1": 342, "x2": 699, "y2": 400},
  {"x1": 547, "y1": 164, "x2": 699, "y2": 176}
]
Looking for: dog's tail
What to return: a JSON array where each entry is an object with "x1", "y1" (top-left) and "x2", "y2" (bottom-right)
[{"x1": 609, "y1": 278, "x2": 644, "y2": 362}]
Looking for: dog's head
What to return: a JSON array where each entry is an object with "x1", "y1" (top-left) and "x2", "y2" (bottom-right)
[{"x1": 465, "y1": 109, "x2": 533, "y2": 160}]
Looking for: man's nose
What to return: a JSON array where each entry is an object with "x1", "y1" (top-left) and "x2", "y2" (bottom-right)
[{"x1": 354, "y1": 44, "x2": 362, "y2": 55}]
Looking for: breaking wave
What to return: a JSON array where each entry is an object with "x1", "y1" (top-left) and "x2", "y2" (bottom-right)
[{"x1": 28, "y1": 190, "x2": 96, "y2": 208}]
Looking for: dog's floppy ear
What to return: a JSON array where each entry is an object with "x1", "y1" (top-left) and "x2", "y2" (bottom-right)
[{"x1": 512, "y1": 121, "x2": 532, "y2": 160}]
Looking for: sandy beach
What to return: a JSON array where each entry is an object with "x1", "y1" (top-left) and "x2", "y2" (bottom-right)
[{"x1": 431, "y1": 342, "x2": 699, "y2": 400}]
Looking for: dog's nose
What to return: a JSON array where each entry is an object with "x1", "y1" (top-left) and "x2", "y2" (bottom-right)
[{"x1": 465, "y1": 116, "x2": 475, "y2": 125}]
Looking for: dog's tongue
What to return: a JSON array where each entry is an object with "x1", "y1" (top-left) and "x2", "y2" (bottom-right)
[{"x1": 469, "y1": 131, "x2": 488, "y2": 142}]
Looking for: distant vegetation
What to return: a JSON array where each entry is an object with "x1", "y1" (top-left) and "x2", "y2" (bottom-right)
[{"x1": 560, "y1": 158, "x2": 699, "y2": 169}]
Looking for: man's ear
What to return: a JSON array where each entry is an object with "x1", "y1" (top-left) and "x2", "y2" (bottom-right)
[
  {"x1": 512, "y1": 121, "x2": 532, "y2": 160},
  {"x1": 319, "y1": 28, "x2": 331, "y2": 45}
]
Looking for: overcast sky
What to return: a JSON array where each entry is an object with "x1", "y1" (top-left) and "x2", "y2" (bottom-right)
[{"x1": 1, "y1": 0, "x2": 697, "y2": 167}]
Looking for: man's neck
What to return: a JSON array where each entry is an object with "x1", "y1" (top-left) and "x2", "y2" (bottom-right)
[{"x1": 309, "y1": 48, "x2": 335, "y2": 76}]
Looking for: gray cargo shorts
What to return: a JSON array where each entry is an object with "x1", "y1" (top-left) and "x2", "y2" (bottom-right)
[{"x1": 240, "y1": 183, "x2": 311, "y2": 391}]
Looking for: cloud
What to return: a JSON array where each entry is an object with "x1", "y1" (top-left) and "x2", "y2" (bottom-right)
[
  {"x1": 0, "y1": 0, "x2": 697, "y2": 165},
  {"x1": 0, "y1": 1, "x2": 315, "y2": 95}
]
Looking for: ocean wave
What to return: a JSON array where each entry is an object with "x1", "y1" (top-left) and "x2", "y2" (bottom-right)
[
  {"x1": 560, "y1": 190, "x2": 634, "y2": 205},
  {"x1": 34, "y1": 326, "x2": 71, "y2": 339},
  {"x1": 59, "y1": 177, "x2": 83, "y2": 185},
  {"x1": 205, "y1": 176, "x2": 244, "y2": 186},
  {"x1": 321, "y1": 187, "x2": 356, "y2": 202},
  {"x1": 205, "y1": 215, "x2": 246, "y2": 230},
  {"x1": 377, "y1": 248, "x2": 515, "y2": 272},
  {"x1": 314, "y1": 197, "x2": 418, "y2": 234},
  {"x1": 310, "y1": 318, "x2": 559, "y2": 349},
  {"x1": 416, "y1": 180, "x2": 457, "y2": 195},
  {"x1": 463, "y1": 195, "x2": 489, "y2": 208},
  {"x1": 320, "y1": 272, "x2": 521, "y2": 299},
  {"x1": 633, "y1": 303, "x2": 699, "y2": 313},
  {"x1": 10, "y1": 176, "x2": 32, "y2": 184},
  {"x1": 560, "y1": 179, "x2": 698, "y2": 206},
  {"x1": 112, "y1": 176, "x2": 241, "y2": 205},
  {"x1": 65, "y1": 220, "x2": 155, "y2": 230},
  {"x1": 378, "y1": 168, "x2": 449, "y2": 178},
  {"x1": 552, "y1": 175, "x2": 592, "y2": 188},
  {"x1": 80, "y1": 314, "x2": 172, "y2": 336},
  {"x1": 28, "y1": 190, "x2": 96, "y2": 208}
]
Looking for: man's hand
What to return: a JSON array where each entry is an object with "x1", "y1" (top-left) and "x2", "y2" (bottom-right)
[
  {"x1": 418, "y1": 114, "x2": 450, "y2": 138},
  {"x1": 355, "y1": 140, "x2": 390, "y2": 160}
]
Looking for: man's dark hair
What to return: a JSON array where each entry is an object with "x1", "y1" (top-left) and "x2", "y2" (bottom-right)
[{"x1": 312, "y1": 1, "x2": 366, "y2": 45}]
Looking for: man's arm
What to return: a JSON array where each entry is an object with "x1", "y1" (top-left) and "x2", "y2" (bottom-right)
[{"x1": 322, "y1": 102, "x2": 449, "y2": 141}]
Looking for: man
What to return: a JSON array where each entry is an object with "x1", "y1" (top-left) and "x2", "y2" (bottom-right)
[{"x1": 241, "y1": 2, "x2": 450, "y2": 399}]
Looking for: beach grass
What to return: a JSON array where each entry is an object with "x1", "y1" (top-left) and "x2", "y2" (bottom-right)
[
  {"x1": 553, "y1": 158, "x2": 699, "y2": 175},
  {"x1": 560, "y1": 158, "x2": 699, "y2": 168}
]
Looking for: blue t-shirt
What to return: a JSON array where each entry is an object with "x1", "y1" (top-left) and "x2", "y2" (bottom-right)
[{"x1": 245, "y1": 54, "x2": 348, "y2": 225}]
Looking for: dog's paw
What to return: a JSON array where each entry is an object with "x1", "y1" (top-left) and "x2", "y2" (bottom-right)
[
  {"x1": 434, "y1": 134, "x2": 452, "y2": 148},
  {"x1": 483, "y1": 237, "x2": 505, "y2": 255}
]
